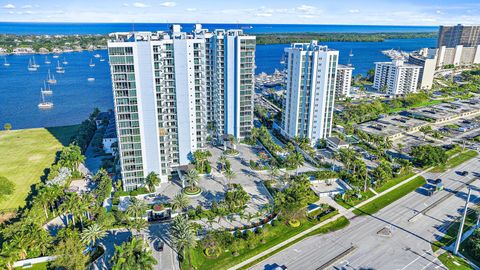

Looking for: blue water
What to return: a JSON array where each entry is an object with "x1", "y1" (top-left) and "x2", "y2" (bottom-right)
[
  {"x1": 0, "y1": 22, "x2": 438, "y2": 35},
  {"x1": 0, "y1": 23, "x2": 437, "y2": 129}
]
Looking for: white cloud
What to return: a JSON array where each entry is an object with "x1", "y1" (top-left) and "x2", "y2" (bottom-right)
[
  {"x1": 160, "y1": 2, "x2": 176, "y2": 7},
  {"x1": 132, "y1": 2, "x2": 148, "y2": 8},
  {"x1": 296, "y1": 5, "x2": 315, "y2": 13},
  {"x1": 24, "y1": 10, "x2": 34, "y2": 14},
  {"x1": 3, "y1": 4, "x2": 15, "y2": 9},
  {"x1": 298, "y1": 14, "x2": 314, "y2": 18},
  {"x1": 349, "y1": 9, "x2": 360, "y2": 13},
  {"x1": 123, "y1": 3, "x2": 129, "y2": 7},
  {"x1": 255, "y1": 13, "x2": 272, "y2": 17},
  {"x1": 186, "y1": 8, "x2": 197, "y2": 12},
  {"x1": 22, "y1": 5, "x2": 33, "y2": 9},
  {"x1": 436, "y1": 10, "x2": 444, "y2": 14},
  {"x1": 7, "y1": 11, "x2": 14, "y2": 14}
]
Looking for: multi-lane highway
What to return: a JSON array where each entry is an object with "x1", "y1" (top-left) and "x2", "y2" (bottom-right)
[{"x1": 251, "y1": 155, "x2": 480, "y2": 270}]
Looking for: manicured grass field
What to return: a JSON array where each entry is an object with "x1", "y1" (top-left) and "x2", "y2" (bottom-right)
[
  {"x1": 14, "y1": 262, "x2": 49, "y2": 270},
  {"x1": 0, "y1": 125, "x2": 79, "y2": 210},
  {"x1": 437, "y1": 252, "x2": 473, "y2": 270},
  {"x1": 374, "y1": 171, "x2": 416, "y2": 193},
  {"x1": 335, "y1": 189, "x2": 376, "y2": 209},
  {"x1": 431, "y1": 150, "x2": 478, "y2": 173},
  {"x1": 352, "y1": 176, "x2": 426, "y2": 216}
]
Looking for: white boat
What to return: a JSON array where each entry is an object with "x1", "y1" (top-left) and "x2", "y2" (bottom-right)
[
  {"x1": 41, "y1": 81, "x2": 53, "y2": 95},
  {"x1": 47, "y1": 69, "x2": 57, "y2": 84},
  {"x1": 45, "y1": 56, "x2": 51, "y2": 64},
  {"x1": 32, "y1": 56, "x2": 40, "y2": 68},
  {"x1": 349, "y1": 49, "x2": 354, "y2": 57},
  {"x1": 38, "y1": 89, "x2": 53, "y2": 109},
  {"x1": 53, "y1": 54, "x2": 59, "y2": 59},
  {"x1": 3, "y1": 57, "x2": 10, "y2": 67},
  {"x1": 94, "y1": 54, "x2": 101, "y2": 58},
  {"x1": 89, "y1": 59, "x2": 95, "y2": 67},
  {"x1": 62, "y1": 57, "x2": 68, "y2": 65},
  {"x1": 99, "y1": 58, "x2": 105, "y2": 62},
  {"x1": 56, "y1": 61, "x2": 65, "y2": 74},
  {"x1": 27, "y1": 59, "x2": 37, "y2": 71},
  {"x1": 87, "y1": 77, "x2": 95, "y2": 82}
]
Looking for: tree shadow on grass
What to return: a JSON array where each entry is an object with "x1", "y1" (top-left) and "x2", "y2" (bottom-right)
[{"x1": 46, "y1": 124, "x2": 81, "y2": 146}]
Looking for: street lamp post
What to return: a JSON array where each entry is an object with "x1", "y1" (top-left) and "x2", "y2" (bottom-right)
[{"x1": 454, "y1": 188, "x2": 471, "y2": 255}]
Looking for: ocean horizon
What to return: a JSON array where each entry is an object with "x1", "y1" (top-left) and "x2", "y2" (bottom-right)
[{"x1": 0, "y1": 22, "x2": 438, "y2": 35}]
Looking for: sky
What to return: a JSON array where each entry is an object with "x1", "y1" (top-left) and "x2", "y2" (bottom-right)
[{"x1": 0, "y1": 0, "x2": 479, "y2": 25}]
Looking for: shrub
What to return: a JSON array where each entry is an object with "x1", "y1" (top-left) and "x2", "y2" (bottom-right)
[
  {"x1": 255, "y1": 227, "x2": 264, "y2": 235},
  {"x1": 271, "y1": 219, "x2": 280, "y2": 227},
  {"x1": 288, "y1": 219, "x2": 301, "y2": 227},
  {"x1": 205, "y1": 163, "x2": 212, "y2": 174},
  {"x1": 234, "y1": 229, "x2": 242, "y2": 238},
  {"x1": 187, "y1": 209, "x2": 196, "y2": 218},
  {"x1": 244, "y1": 230, "x2": 254, "y2": 240}
]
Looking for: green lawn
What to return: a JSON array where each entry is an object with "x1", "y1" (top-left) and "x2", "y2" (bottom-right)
[
  {"x1": 387, "y1": 99, "x2": 443, "y2": 114},
  {"x1": 374, "y1": 171, "x2": 416, "y2": 193},
  {"x1": 183, "y1": 211, "x2": 340, "y2": 270},
  {"x1": 334, "y1": 189, "x2": 376, "y2": 209},
  {"x1": 437, "y1": 252, "x2": 473, "y2": 270},
  {"x1": 352, "y1": 176, "x2": 426, "y2": 216},
  {"x1": 14, "y1": 262, "x2": 49, "y2": 270},
  {"x1": 0, "y1": 125, "x2": 79, "y2": 210},
  {"x1": 239, "y1": 216, "x2": 350, "y2": 270},
  {"x1": 432, "y1": 150, "x2": 478, "y2": 173},
  {"x1": 432, "y1": 212, "x2": 476, "y2": 252}
]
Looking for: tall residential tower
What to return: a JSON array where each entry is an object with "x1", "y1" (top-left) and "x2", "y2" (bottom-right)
[
  {"x1": 108, "y1": 25, "x2": 255, "y2": 191},
  {"x1": 281, "y1": 41, "x2": 339, "y2": 146}
]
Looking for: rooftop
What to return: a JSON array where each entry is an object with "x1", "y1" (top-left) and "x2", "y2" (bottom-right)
[{"x1": 357, "y1": 114, "x2": 428, "y2": 138}]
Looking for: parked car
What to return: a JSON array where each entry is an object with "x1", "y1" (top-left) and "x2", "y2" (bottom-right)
[
  {"x1": 154, "y1": 239, "x2": 164, "y2": 252},
  {"x1": 459, "y1": 171, "x2": 469, "y2": 176}
]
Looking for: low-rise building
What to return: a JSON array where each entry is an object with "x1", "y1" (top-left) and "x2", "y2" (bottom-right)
[
  {"x1": 406, "y1": 99, "x2": 480, "y2": 124},
  {"x1": 13, "y1": 47, "x2": 35, "y2": 54},
  {"x1": 357, "y1": 115, "x2": 429, "y2": 140},
  {"x1": 373, "y1": 60, "x2": 421, "y2": 95},
  {"x1": 335, "y1": 64, "x2": 354, "y2": 97},
  {"x1": 326, "y1": 136, "x2": 349, "y2": 151}
]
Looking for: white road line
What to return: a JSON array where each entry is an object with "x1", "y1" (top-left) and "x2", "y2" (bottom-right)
[{"x1": 399, "y1": 250, "x2": 430, "y2": 270}]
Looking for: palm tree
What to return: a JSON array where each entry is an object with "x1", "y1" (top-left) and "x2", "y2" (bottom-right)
[
  {"x1": 145, "y1": 171, "x2": 160, "y2": 192},
  {"x1": 126, "y1": 197, "x2": 148, "y2": 220},
  {"x1": 61, "y1": 193, "x2": 80, "y2": 226},
  {"x1": 172, "y1": 193, "x2": 190, "y2": 213},
  {"x1": 223, "y1": 168, "x2": 236, "y2": 187},
  {"x1": 287, "y1": 152, "x2": 304, "y2": 175},
  {"x1": 269, "y1": 166, "x2": 280, "y2": 181},
  {"x1": 111, "y1": 237, "x2": 157, "y2": 270},
  {"x1": 80, "y1": 224, "x2": 106, "y2": 249},
  {"x1": 218, "y1": 155, "x2": 227, "y2": 171},
  {"x1": 185, "y1": 169, "x2": 200, "y2": 190},
  {"x1": 170, "y1": 215, "x2": 196, "y2": 266},
  {"x1": 34, "y1": 188, "x2": 50, "y2": 219}
]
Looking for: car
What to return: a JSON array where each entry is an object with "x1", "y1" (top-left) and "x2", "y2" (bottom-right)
[
  {"x1": 154, "y1": 239, "x2": 164, "y2": 252},
  {"x1": 459, "y1": 171, "x2": 469, "y2": 176},
  {"x1": 433, "y1": 178, "x2": 442, "y2": 185}
]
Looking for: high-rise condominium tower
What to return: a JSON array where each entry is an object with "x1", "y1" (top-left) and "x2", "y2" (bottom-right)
[
  {"x1": 108, "y1": 25, "x2": 255, "y2": 191},
  {"x1": 438, "y1": 24, "x2": 480, "y2": 47},
  {"x1": 373, "y1": 60, "x2": 421, "y2": 95},
  {"x1": 281, "y1": 41, "x2": 339, "y2": 146}
]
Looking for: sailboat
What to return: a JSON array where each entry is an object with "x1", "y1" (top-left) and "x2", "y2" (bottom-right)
[
  {"x1": 32, "y1": 56, "x2": 40, "y2": 68},
  {"x1": 38, "y1": 89, "x2": 53, "y2": 109},
  {"x1": 349, "y1": 49, "x2": 354, "y2": 57},
  {"x1": 45, "y1": 56, "x2": 51, "y2": 64},
  {"x1": 56, "y1": 61, "x2": 65, "y2": 74},
  {"x1": 53, "y1": 54, "x2": 59, "y2": 59},
  {"x1": 3, "y1": 57, "x2": 10, "y2": 67},
  {"x1": 94, "y1": 53, "x2": 101, "y2": 58},
  {"x1": 27, "y1": 59, "x2": 37, "y2": 71},
  {"x1": 99, "y1": 58, "x2": 105, "y2": 62},
  {"x1": 62, "y1": 57, "x2": 68, "y2": 65},
  {"x1": 87, "y1": 77, "x2": 95, "y2": 82},
  {"x1": 89, "y1": 59, "x2": 95, "y2": 67},
  {"x1": 41, "y1": 81, "x2": 53, "y2": 95},
  {"x1": 47, "y1": 69, "x2": 57, "y2": 84}
]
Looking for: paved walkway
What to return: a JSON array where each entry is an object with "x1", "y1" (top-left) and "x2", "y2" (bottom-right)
[{"x1": 229, "y1": 167, "x2": 434, "y2": 270}]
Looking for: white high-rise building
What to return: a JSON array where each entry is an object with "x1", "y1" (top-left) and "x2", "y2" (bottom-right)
[
  {"x1": 281, "y1": 41, "x2": 339, "y2": 146},
  {"x1": 335, "y1": 64, "x2": 354, "y2": 97},
  {"x1": 108, "y1": 25, "x2": 255, "y2": 191},
  {"x1": 373, "y1": 60, "x2": 421, "y2": 96}
]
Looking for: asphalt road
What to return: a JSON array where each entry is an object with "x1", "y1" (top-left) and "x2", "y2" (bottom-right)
[{"x1": 251, "y1": 155, "x2": 480, "y2": 270}]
